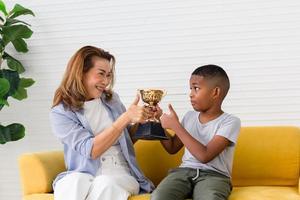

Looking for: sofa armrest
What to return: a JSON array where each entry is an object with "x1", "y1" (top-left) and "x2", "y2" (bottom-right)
[{"x1": 18, "y1": 151, "x2": 65, "y2": 195}]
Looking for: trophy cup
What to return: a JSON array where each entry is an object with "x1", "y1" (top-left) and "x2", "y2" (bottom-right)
[{"x1": 134, "y1": 89, "x2": 168, "y2": 140}]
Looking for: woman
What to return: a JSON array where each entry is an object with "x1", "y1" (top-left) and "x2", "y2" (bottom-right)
[{"x1": 50, "y1": 46, "x2": 154, "y2": 200}]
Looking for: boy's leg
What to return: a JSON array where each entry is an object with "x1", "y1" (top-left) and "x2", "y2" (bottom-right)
[
  {"x1": 193, "y1": 170, "x2": 232, "y2": 200},
  {"x1": 151, "y1": 168, "x2": 193, "y2": 200}
]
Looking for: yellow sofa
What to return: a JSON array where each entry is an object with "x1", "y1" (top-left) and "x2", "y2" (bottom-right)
[{"x1": 19, "y1": 126, "x2": 300, "y2": 200}]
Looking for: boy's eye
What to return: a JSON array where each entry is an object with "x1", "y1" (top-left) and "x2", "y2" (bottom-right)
[{"x1": 190, "y1": 87, "x2": 200, "y2": 91}]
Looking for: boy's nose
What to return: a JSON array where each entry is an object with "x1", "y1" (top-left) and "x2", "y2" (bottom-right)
[{"x1": 189, "y1": 91, "x2": 194, "y2": 97}]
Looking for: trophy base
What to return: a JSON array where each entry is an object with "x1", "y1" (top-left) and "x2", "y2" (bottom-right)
[{"x1": 134, "y1": 122, "x2": 168, "y2": 140}]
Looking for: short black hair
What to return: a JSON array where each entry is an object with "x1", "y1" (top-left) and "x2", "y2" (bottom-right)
[{"x1": 192, "y1": 64, "x2": 230, "y2": 99}]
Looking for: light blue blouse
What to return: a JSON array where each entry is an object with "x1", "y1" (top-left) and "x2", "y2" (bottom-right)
[{"x1": 49, "y1": 92, "x2": 154, "y2": 193}]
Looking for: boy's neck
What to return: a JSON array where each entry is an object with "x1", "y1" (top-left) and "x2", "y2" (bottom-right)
[{"x1": 198, "y1": 106, "x2": 224, "y2": 124}]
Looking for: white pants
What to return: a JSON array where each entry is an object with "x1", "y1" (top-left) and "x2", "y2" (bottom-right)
[
  {"x1": 54, "y1": 147, "x2": 139, "y2": 200},
  {"x1": 54, "y1": 172, "x2": 139, "y2": 200}
]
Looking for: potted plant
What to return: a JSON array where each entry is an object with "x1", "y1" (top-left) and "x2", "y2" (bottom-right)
[{"x1": 0, "y1": 0, "x2": 35, "y2": 144}]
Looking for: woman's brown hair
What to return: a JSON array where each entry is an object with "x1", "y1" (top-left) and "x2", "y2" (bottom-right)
[{"x1": 52, "y1": 46, "x2": 116, "y2": 110}]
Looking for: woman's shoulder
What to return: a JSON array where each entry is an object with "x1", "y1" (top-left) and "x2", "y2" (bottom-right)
[
  {"x1": 111, "y1": 91, "x2": 121, "y2": 101},
  {"x1": 51, "y1": 102, "x2": 67, "y2": 113},
  {"x1": 50, "y1": 102, "x2": 78, "y2": 117}
]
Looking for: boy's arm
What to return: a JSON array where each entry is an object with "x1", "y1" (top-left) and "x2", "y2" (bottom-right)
[
  {"x1": 160, "y1": 130, "x2": 183, "y2": 154},
  {"x1": 128, "y1": 123, "x2": 139, "y2": 144},
  {"x1": 171, "y1": 123, "x2": 230, "y2": 163},
  {"x1": 160, "y1": 104, "x2": 230, "y2": 163}
]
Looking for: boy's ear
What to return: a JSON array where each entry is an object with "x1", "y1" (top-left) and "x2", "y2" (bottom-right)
[{"x1": 212, "y1": 87, "x2": 221, "y2": 99}]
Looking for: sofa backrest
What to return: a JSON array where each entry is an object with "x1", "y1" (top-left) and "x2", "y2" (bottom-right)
[
  {"x1": 134, "y1": 140, "x2": 184, "y2": 186},
  {"x1": 134, "y1": 126, "x2": 300, "y2": 187},
  {"x1": 232, "y1": 126, "x2": 300, "y2": 186}
]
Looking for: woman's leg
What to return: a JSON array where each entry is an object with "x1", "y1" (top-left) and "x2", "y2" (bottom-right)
[
  {"x1": 54, "y1": 172, "x2": 93, "y2": 200},
  {"x1": 86, "y1": 175, "x2": 139, "y2": 200}
]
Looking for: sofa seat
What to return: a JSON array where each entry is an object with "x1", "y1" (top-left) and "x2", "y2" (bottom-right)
[
  {"x1": 22, "y1": 186, "x2": 300, "y2": 200},
  {"x1": 229, "y1": 186, "x2": 300, "y2": 200},
  {"x1": 19, "y1": 126, "x2": 300, "y2": 200},
  {"x1": 23, "y1": 194, "x2": 151, "y2": 200}
]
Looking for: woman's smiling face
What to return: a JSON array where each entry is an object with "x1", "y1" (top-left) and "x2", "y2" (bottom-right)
[{"x1": 83, "y1": 57, "x2": 112, "y2": 100}]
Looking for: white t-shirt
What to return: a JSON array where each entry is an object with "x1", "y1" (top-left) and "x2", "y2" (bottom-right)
[
  {"x1": 180, "y1": 111, "x2": 241, "y2": 178},
  {"x1": 83, "y1": 98, "x2": 130, "y2": 176},
  {"x1": 83, "y1": 97, "x2": 113, "y2": 136}
]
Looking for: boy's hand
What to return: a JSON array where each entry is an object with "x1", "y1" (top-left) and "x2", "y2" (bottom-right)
[{"x1": 160, "y1": 104, "x2": 180, "y2": 130}]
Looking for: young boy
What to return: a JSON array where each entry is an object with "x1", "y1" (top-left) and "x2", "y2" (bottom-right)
[{"x1": 151, "y1": 65, "x2": 241, "y2": 200}]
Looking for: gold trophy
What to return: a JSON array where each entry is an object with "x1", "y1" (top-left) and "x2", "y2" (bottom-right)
[{"x1": 134, "y1": 89, "x2": 168, "y2": 140}]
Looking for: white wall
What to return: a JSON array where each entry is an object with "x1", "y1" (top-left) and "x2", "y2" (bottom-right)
[{"x1": 1, "y1": 0, "x2": 300, "y2": 199}]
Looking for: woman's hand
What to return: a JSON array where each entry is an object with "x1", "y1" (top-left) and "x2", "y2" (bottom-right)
[{"x1": 126, "y1": 94, "x2": 152, "y2": 124}]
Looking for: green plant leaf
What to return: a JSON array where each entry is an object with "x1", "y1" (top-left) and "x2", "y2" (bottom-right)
[
  {"x1": 9, "y1": 4, "x2": 35, "y2": 19},
  {"x1": 3, "y1": 52, "x2": 25, "y2": 73},
  {"x1": 19, "y1": 78, "x2": 34, "y2": 88},
  {"x1": 0, "y1": 0, "x2": 8, "y2": 16},
  {"x1": 0, "y1": 77, "x2": 9, "y2": 97},
  {"x1": 5, "y1": 18, "x2": 31, "y2": 26},
  {"x1": 12, "y1": 38, "x2": 28, "y2": 53},
  {"x1": 0, "y1": 97, "x2": 9, "y2": 106},
  {"x1": 0, "y1": 15, "x2": 4, "y2": 22},
  {"x1": 2, "y1": 25, "x2": 33, "y2": 45},
  {"x1": 0, "y1": 69, "x2": 20, "y2": 96},
  {"x1": 12, "y1": 85, "x2": 27, "y2": 100},
  {"x1": 0, "y1": 123, "x2": 25, "y2": 144}
]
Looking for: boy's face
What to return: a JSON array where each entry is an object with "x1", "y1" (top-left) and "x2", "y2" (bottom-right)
[{"x1": 189, "y1": 75, "x2": 215, "y2": 112}]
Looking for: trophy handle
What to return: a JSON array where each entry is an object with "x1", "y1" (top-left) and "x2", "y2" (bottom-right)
[{"x1": 162, "y1": 89, "x2": 167, "y2": 97}]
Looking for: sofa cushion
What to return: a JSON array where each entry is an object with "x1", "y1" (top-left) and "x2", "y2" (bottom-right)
[
  {"x1": 23, "y1": 194, "x2": 54, "y2": 200},
  {"x1": 229, "y1": 186, "x2": 300, "y2": 200},
  {"x1": 24, "y1": 187, "x2": 300, "y2": 200},
  {"x1": 232, "y1": 127, "x2": 300, "y2": 186},
  {"x1": 23, "y1": 194, "x2": 151, "y2": 200}
]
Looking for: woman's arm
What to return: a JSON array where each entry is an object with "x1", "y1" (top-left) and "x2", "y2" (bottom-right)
[
  {"x1": 91, "y1": 112, "x2": 131, "y2": 159},
  {"x1": 91, "y1": 95, "x2": 147, "y2": 159}
]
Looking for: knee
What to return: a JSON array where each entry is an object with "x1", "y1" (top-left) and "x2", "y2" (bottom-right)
[
  {"x1": 151, "y1": 188, "x2": 175, "y2": 200},
  {"x1": 194, "y1": 191, "x2": 230, "y2": 200},
  {"x1": 93, "y1": 175, "x2": 117, "y2": 189},
  {"x1": 57, "y1": 172, "x2": 93, "y2": 188}
]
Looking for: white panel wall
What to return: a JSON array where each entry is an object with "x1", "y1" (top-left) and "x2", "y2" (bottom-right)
[{"x1": 0, "y1": 0, "x2": 300, "y2": 199}]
